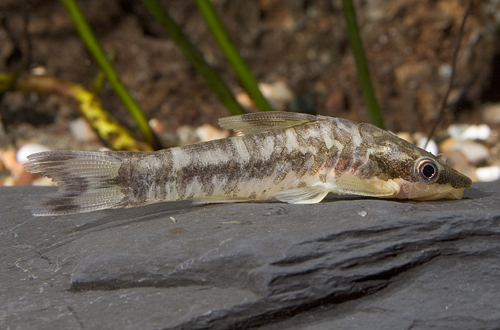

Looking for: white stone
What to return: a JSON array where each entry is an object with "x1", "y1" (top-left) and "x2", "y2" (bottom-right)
[
  {"x1": 447, "y1": 124, "x2": 468, "y2": 140},
  {"x1": 259, "y1": 81, "x2": 295, "y2": 102},
  {"x1": 458, "y1": 140, "x2": 490, "y2": 164},
  {"x1": 416, "y1": 137, "x2": 438, "y2": 156},
  {"x1": 448, "y1": 124, "x2": 492, "y2": 141},
  {"x1": 476, "y1": 166, "x2": 500, "y2": 182},
  {"x1": 195, "y1": 124, "x2": 229, "y2": 142},
  {"x1": 438, "y1": 64, "x2": 452, "y2": 79},
  {"x1": 460, "y1": 124, "x2": 491, "y2": 141},
  {"x1": 69, "y1": 117, "x2": 98, "y2": 142},
  {"x1": 16, "y1": 144, "x2": 50, "y2": 163}
]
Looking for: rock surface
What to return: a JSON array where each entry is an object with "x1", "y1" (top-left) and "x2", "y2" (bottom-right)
[{"x1": 1, "y1": 183, "x2": 500, "y2": 330}]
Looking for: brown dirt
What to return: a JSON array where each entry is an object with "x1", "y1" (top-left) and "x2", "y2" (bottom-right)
[{"x1": 1, "y1": 0, "x2": 499, "y2": 150}]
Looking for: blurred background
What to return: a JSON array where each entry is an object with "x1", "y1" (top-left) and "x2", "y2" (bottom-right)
[{"x1": 1, "y1": 0, "x2": 499, "y2": 185}]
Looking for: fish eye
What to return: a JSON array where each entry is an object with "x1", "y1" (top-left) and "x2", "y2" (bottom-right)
[{"x1": 415, "y1": 157, "x2": 439, "y2": 184}]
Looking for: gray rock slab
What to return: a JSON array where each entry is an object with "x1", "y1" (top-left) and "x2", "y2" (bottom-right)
[{"x1": 1, "y1": 183, "x2": 499, "y2": 329}]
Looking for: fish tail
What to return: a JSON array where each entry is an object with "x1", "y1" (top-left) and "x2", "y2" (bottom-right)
[{"x1": 24, "y1": 150, "x2": 126, "y2": 216}]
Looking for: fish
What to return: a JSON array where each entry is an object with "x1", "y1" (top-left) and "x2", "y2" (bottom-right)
[{"x1": 24, "y1": 111, "x2": 472, "y2": 216}]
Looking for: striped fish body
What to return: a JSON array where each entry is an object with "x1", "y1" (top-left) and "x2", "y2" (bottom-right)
[{"x1": 24, "y1": 112, "x2": 472, "y2": 216}]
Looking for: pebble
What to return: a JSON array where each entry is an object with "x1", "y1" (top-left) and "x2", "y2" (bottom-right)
[
  {"x1": 438, "y1": 64, "x2": 453, "y2": 79},
  {"x1": 414, "y1": 135, "x2": 438, "y2": 155},
  {"x1": 259, "y1": 80, "x2": 295, "y2": 102},
  {"x1": 458, "y1": 140, "x2": 490, "y2": 164},
  {"x1": 259, "y1": 81, "x2": 295, "y2": 111},
  {"x1": 236, "y1": 92, "x2": 253, "y2": 109},
  {"x1": 447, "y1": 124, "x2": 468, "y2": 140},
  {"x1": 16, "y1": 144, "x2": 50, "y2": 164},
  {"x1": 149, "y1": 118, "x2": 164, "y2": 134},
  {"x1": 195, "y1": 124, "x2": 229, "y2": 142},
  {"x1": 476, "y1": 166, "x2": 500, "y2": 182},
  {"x1": 237, "y1": 80, "x2": 295, "y2": 111},
  {"x1": 1, "y1": 147, "x2": 48, "y2": 186},
  {"x1": 462, "y1": 124, "x2": 492, "y2": 141},
  {"x1": 68, "y1": 117, "x2": 99, "y2": 142},
  {"x1": 396, "y1": 132, "x2": 412, "y2": 143},
  {"x1": 448, "y1": 124, "x2": 492, "y2": 141}
]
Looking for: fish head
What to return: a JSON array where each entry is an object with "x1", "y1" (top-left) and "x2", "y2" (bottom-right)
[
  {"x1": 362, "y1": 125, "x2": 472, "y2": 201},
  {"x1": 388, "y1": 154, "x2": 472, "y2": 200}
]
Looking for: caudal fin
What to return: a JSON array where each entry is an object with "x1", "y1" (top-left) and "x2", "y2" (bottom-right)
[{"x1": 24, "y1": 151, "x2": 125, "y2": 216}]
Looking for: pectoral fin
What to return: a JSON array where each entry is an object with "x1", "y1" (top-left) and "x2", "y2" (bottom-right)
[
  {"x1": 272, "y1": 185, "x2": 329, "y2": 204},
  {"x1": 333, "y1": 172, "x2": 399, "y2": 197},
  {"x1": 218, "y1": 111, "x2": 317, "y2": 135}
]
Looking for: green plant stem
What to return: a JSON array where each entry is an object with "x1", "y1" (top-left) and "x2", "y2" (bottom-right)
[
  {"x1": 90, "y1": 48, "x2": 117, "y2": 93},
  {"x1": 342, "y1": 0, "x2": 384, "y2": 129},
  {"x1": 195, "y1": 0, "x2": 273, "y2": 112},
  {"x1": 142, "y1": 0, "x2": 245, "y2": 116},
  {"x1": 61, "y1": 0, "x2": 161, "y2": 149}
]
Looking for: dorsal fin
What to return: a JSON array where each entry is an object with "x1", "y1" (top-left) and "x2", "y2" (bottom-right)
[{"x1": 218, "y1": 111, "x2": 317, "y2": 135}]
